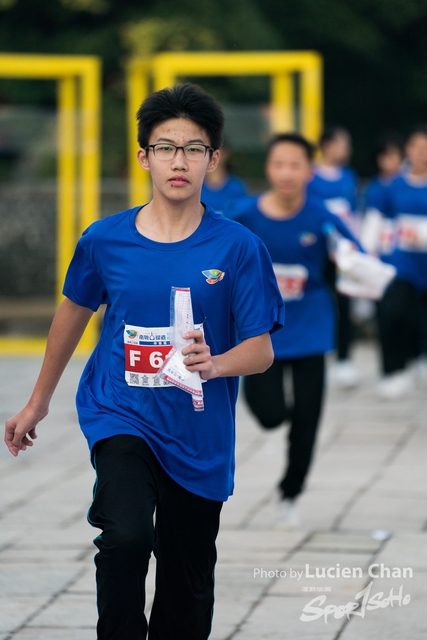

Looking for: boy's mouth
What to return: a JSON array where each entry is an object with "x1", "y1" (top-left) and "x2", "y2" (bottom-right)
[{"x1": 169, "y1": 176, "x2": 189, "y2": 186}]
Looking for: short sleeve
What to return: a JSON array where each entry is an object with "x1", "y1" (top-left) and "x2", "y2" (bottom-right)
[
  {"x1": 329, "y1": 213, "x2": 364, "y2": 252},
  {"x1": 231, "y1": 240, "x2": 285, "y2": 341},
  {"x1": 62, "y1": 235, "x2": 109, "y2": 311}
]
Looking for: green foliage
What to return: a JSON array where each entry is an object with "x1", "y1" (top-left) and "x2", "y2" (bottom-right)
[
  {"x1": 60, "y1": 0, "x2": 109, "y2": 13},
  {"x1": 121, "y1": 18, "x2": 224, "y2": 57}
]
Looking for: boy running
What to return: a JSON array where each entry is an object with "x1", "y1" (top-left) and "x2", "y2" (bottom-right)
[
  {"x1": 4, "y1": 83, "x2": 284, "y2": 640},
  {"x1": 225, "y1": 133, "x2": 359, "y2": 526},
  {"x1": 307, "y1": 125, "x2": 360, "y2": 388}
]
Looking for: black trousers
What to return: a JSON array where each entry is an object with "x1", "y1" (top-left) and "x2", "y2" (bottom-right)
[
  {"x1": 243, "y1": 354, "x2": 325, "y2": 499},
  {"x1": 88, "y1": 435, "x2": 222, "y2": 640},
  {"x1": 377, "y1": 278, "x2": 424, "y2": 374},
  {"x1": 336, "y1": 292, "x2": 353, "y2": 361}
]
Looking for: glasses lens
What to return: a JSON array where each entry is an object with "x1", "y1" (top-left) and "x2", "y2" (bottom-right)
[
  {"x1": 184, "y1": 144, "x2": 207, "y2": 159},
  {"x1": 153, "y1": 144, "x2": 175, "y2": 159}
]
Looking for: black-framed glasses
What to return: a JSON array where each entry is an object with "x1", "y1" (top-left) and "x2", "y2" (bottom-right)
[{"x1": 145, "y1": 143, "x2": 214, "y2": 161}]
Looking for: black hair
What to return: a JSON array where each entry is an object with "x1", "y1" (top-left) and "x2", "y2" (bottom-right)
[
  {"x1": 266, "y1": 132, "x2": 315, "y2": 161},
  {"x1": 406, "y1": 125, "x2": 427, "y2": 144},
  {"x1": 136, "y1": 83, "x2": 224, "y2": 150},
  {"x1": 319, "y1": 125, "x2": 350, "y2": 147},
  {"x1": 374, "y1": 132, "x2": 405, "y2": 158}
]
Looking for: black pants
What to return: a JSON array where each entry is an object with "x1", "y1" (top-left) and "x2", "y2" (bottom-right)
[
  {"x1": 88, "y1": 435, "x2": 222, "y2": 640},
  {"x1": 243, "y1": 354, "x2": 325, "y2": 499},
  {"x1": 377, "y1": 278, "x2": 424, "y2": 374},
  {"x1": 336, "y1": 292, "x2": 353, "y2": 361}
]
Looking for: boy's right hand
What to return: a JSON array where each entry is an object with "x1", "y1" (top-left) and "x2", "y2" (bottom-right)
[{"x1": 4, "y1": 404, "x2": 48, "y2": 457}]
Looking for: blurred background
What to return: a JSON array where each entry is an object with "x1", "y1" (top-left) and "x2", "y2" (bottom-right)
[{"x1": 1, "y1": 0, "x2": 427, "y2": 338}]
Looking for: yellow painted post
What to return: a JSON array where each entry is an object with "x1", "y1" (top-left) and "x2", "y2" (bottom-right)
[
  {"x1": 76, "y1": 58, "x2": 101, "y2": 355},
  {"x1": 271, "y1": 73, "x2": 294, "y2": 133},
  {"x1": 57, "y1": 75, "x2": 77, "y2": 305},
  {"x1": 79, "y1": 58, "x2": 101, "y2": 234},
  {"x1": 0, "y1": 55, "x2": 101, "y2": 356},
  {"x1": 127, "y1": 59, "x2": 151, "y2": 207},
  {"x1": 300, "y1": 54, "x2": 323, "y2": 143},
  {"x1": 152, "y1": 63, "x2": 175, "y2": 92}
]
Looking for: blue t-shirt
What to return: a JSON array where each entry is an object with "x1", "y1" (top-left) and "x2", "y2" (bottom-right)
[
  {"x1": 383, "y1": 174, "x2": 427, "y2": 291},
  {"x1": 201, "y1": 175, "x2": 248, "y2": 213},
  {"x1": 365, "y1": 176, "x2": 391, "y2": 212},
  {"x1": 63, "y1": 205, "x2": 284, "y2": 501},
  {"x1": 307, "y1": 166, "x2": 358, "y2": 226},
  {"x1": 225, "y1": 195, "x2": 357, "y2": 359}
]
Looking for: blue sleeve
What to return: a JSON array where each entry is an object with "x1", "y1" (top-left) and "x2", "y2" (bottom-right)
[
  {"x1": 365, "y1": 179, "x2": 389, "y2": 213},
  {"x1": 365, "y1": 180, "x2": 379, "y2": 210},
  {"x1": 231, "y1": 240, "x2": 284, "y2": 340},
  {"x1": 324, "y1": 212, "x2": 365, "y2": 252},
  {"x1": 62, "y1": 233, "x2": 109, "y2": 311}
]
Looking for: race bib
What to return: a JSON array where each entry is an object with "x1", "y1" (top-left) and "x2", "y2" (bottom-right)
[
  {"x1": 378, "y1": 218, "x2": 396, "y2": 255},
  {"x1": 124, "y1": 325, "x2": 173, "y2": 388},
  {"x1": 124, "y1": 322, "x2": 203, "y2": 388},
  {"x1": 397, "y1": 214, "x2": 427, "y2": 252},
  {"x1": 273, "y1": 264, "x2": 308, "y2": 301}
]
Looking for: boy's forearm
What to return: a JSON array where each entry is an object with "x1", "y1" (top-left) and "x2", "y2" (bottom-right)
[
  {"x1": 210, "y1": 333, "x2": 274, "y2": 379},
  {"x1": 5, "y1": 298, "x2": 94, "y2": 456},
  {"x1": 29, "y1": 298, "x2": 94, "y2": 409}
]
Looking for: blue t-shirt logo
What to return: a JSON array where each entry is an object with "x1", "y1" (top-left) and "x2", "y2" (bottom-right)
[
  {"x1": 202, "y1": 269, "x2": 225, "y2": 284},
  {"x1": 299, "y1": 232, "x2": 317, "y2": 247}
]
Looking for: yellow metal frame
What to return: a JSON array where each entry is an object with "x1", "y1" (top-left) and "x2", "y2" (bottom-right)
[
  {"x1": 127, "y1": 51, "x2": 323, "y2": 207},
  {"x1": 0, "y1": 54, "x2": 101, "y2": 356}
]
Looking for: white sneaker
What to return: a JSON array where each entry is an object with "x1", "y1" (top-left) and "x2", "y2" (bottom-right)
[
  {"x1": 332, "y1": 360, "x2": 360, "y2": 389},
  {"x1": 377, "y1": 370, "x2": 414, "y2": 399},
  {"x1": 277, "y1": 498, "x2": 300, "y2": 528}
]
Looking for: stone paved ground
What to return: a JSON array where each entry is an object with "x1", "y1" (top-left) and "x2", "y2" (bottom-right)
[{"x1": 1, "y1": 342, "x2": 426, "y2": 639}]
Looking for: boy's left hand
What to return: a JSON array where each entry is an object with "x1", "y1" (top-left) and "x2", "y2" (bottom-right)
[{"x1": 181, "y1": 330, "x2": 217, "y2": 380}]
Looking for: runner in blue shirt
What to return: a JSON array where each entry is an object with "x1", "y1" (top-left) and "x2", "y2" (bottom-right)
[
  {"x1": 4, "y1": 84, "x2": 284, "y2": 640},
  {"x1": 225, "y1": 133, "x2": 360, "y2": 527},
  {"x1": 360, "y1": 134, "x2": 405, "y2": 398},
  {"x1": 361, "y1": 133, "x2": 404, "y2": 260},
  {"x1": 201, "y1": 142, "x2": 248, "y2": 213},
  {"x1": 307, "y1": 125, "x2": 360, "y2": 388},
  {"x1": 377, "y1": 127, "x2": 427, "y2": 398}
]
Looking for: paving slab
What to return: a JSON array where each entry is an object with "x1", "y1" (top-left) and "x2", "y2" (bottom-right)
[
  {"x1": 375, "y1": 532, "x2": 427, "y2": 571},
  {"x1": 340, "y1": 494, "x2": 427, "y2": 532},
  {"x1": 28, "y1": 593, "x2": 97, "y2": 628},
  {"x1": 13, "y1": 631, "x2": 95, "y2": 640},
  {"x1": 211, "y1": 564, "x2": 272, "y2": 638},
  {"x1": 1, "y1": 343, "x2": 427, "y2": 639},
  {"x1": 304, "y1": 532, "x2": 381, "y2": 553},
  {"x1": 0, "y1": 565, "x2": 80, "y2": 596},
  {"x1": 232, "y1": 593, "x2": 343, "y2": 639},
  {"x1": 0, "y1": 596, "x2": 49, "y2": 633}
]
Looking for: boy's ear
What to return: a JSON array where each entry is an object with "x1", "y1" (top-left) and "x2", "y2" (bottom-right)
[
  {"x1": 206, "y1": 148, "x2": 220, "y2": 174},
  {"x1": 137, "y1": 148, "x2": 150, "y2": 171}
]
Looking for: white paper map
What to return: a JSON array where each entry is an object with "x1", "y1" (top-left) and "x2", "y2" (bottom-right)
[{"x1": 159, "y1": 287, "x2": 204, "y2": 411}]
